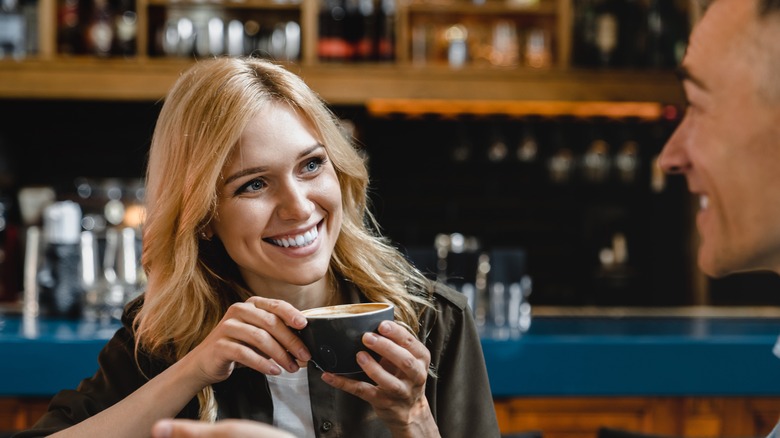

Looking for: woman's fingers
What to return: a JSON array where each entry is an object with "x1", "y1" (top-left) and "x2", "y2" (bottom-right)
[
  {"x1": 246, "y1": 298, "x2": 311, "y2": 361},
  {"x1": 321, "y1": 321, "x2": 430, "y2": 402},
  {"x1": 213, "y1": 334, "x2": 284, "y2": 376},
  {"x1": 362, "y1": 321, "x2": 430, "y2": 386},
  {"x1": 247, "y1": 296, "x2": 308, "y2": 330},
  {"x1": 223, "y1": 299, "x2": 311, "y2": 370}
]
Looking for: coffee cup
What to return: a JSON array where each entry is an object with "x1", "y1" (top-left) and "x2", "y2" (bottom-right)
[{"x1": 296, "y1": 302, "x2": 394, "y2": 376}]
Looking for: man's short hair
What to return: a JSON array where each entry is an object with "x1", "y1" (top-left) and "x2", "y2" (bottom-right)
[
  {"x1": 701, "y1": 0, "x2": 780, "y2": 16},
  {"x1": 759, "y1": 0, "x2": 780, "y2": 16}
]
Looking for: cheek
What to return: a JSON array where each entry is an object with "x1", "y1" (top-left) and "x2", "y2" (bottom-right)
[
  {"x1": 319, "y1": 171, "x2": 344, "y2": 211},
  {"x1": 214, "y1": 201, "x2": 270, "y2": 237}
]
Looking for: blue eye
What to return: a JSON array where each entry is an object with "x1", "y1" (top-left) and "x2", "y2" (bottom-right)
[
  {"x1": 236, "y1": 178, "x2": 265, "y2": 195},
  {"x1": 304, "y1": 157, "x2": 324, "y2": 173}
]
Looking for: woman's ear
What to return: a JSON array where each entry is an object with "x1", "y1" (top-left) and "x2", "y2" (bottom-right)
[{"x1": 199, "y1": 225, "x2": 215, "y2": 241}]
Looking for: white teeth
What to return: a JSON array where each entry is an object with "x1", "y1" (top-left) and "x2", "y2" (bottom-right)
[
  {"x1": 700, "y1": 195, "x2": 709, "y2": 210},
  {"x1": 271, "y1": 225, "x2": 318, "y2": 248}
]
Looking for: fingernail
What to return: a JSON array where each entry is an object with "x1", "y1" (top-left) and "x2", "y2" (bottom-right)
[
  {"x1": 322, "y1": 373, "x2": 334, "y2": 383},
  {"x1": 363, "y1": 332, "x2": 377, "y2": 345},
  {"x1": 293, "y1": 316, "x2": 307, "y2": 328},
  {"x1": 357, "y1": 351, "x2": 369, "y2": 364},
  {"x1": 298, "y1": 348, "x2": 311, "y2": 361},
  {"x1": 269, "y1": 365, "x2": 282, "y2": 375},
  {"x1": 379, "y1": 321, "x2": 392, "y2": 334},
  {"x1": 152, "y1": 420, "x2": 172, "y2": 438}
]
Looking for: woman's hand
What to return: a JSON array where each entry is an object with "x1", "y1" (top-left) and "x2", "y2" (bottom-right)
[
  {"x1": 320, "y1": 320, "x2": 440, "y2": 438},
  {"x1": 183, "y1": 296, "x2": 311, "y2": 388},
  {"x1": 151, "y1": 419, "x2": 295, "y2": 438}
]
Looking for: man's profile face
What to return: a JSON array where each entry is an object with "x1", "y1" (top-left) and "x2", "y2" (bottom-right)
[{"x1": 659, "y1": 0, "x2": 780, "y2": 277}]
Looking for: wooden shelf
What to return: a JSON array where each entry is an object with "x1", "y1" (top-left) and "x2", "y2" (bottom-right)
[
  {"x1": 366, "y1": 98, "x2": 668, "y2": 119},
  {"x1": 0, "y1": 59, "x2": 685, "y2": 106},
  {"x1": 404, "y1": 2, "x2": 558, "y2": 16},
  {"x1": 145, "y1": 0, "x2": 302, "y2": 9}
]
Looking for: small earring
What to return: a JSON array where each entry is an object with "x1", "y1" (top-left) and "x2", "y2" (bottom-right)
[{"x1": 199, "y1": 231, "x2": 211, "y2": 241}]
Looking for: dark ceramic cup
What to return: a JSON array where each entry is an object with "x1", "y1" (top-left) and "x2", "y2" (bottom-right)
[{"x1": 297, "y1": 302, "x2": 394, "y2": 376}]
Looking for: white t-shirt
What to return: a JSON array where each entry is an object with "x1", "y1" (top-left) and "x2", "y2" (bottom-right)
[{"x1": 266, "y1": 364, "x2": 316, "y2": 438}]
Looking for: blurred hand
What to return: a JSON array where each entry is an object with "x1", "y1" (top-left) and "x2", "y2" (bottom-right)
[
  {"x1": 321, "y1": 320, "x2": 440, "y2": 437},
  {"x1": 151, "y1": 419, "x2": 295, "y2": 438},
  {"x1": 184, "y1": 296, "x2": 311, "y2": 388}
]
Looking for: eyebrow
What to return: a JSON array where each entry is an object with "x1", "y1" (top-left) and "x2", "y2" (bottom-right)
[
  {"x1": 223, "y1": 143, "x2": 326, "y2": 187},
  {"x1": 675, "y1": 65, "x2": 709, "y2": 92}
]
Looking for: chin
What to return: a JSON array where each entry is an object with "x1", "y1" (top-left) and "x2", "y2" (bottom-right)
[
  {"x1": 698, "y1": 246, "x2": 755, "y2": 279},
  {"x1": 290, "y1": 266, "x2": 331, "y2": 286},
  {"x1": 698, "y1": 247, "x2": 729, "y2": 279}
]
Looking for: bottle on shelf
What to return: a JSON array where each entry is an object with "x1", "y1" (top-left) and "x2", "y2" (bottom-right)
[
  {"x1": 318, "y1": 0, "x2": 351, "y2": 61},
  {"x1": 86, "y1": 0, "x2": 115, "y2": 57},
  {"x1": 592, "y1": 0, "x2": 620, "y2": 68},
  {"x1": 375, "y1": 0, "x2": 395, "y2": 61},
  {"x1": 582, "y1": 126, "x2": 611, "y2": 184},
  {"x1": 646, "y1": 0, "x2": 688, "y2": 69},
  {"x1": 516, "y1": 124, "x2": 539, "y2": 164},
  {"x1": 524, "y1": 27, "x2": 551, "y2": 69},
  {"x1": 572, "y1": 0, "x2": 597, "y2": 67},
  {"x1": 573, "y1": 0, "x2": 651, "y2": 69},
  {"x1": 57, "y1": 0, "x2": 83, "y2": 54},
  {"x1": 486, "y1": 127, "x2": 509, "y2": 163},
  {"x1": 619, "y1": 0, "x2": 647, "y2": 68},
  {"x1": 490, "y1": 20, "x2": 519, "y2": 67},
  {"x1": 112, "y1": 0, "x2": 137, "y2": 56},
  {"x1": 444, "y1": 24, "x2": 468, "y2": 68},
  {"x1": 344, "y1": 0, "x2": 376, "y2": 61},
  {"x1": 0, "y1": 0, "x2": 27, "y2": 58},
  {"x1": 547, "y1": 135, "x2": 574, "y2": 185},
  {"x1": 450, "y1": 127, "x2": 473, "y2": 164}
]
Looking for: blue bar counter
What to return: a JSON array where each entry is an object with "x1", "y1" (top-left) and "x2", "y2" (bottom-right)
[
  {"x1": 483, "y1": 316, "x2": 780, "y2": 397},
  {"x1": 2, "y1": 314, "x2": 780, "y2": 398}
]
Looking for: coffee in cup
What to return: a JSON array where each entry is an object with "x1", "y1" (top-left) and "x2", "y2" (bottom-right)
[{"x1": 296, "y1": 302, "x2": 394, "y2": 375}]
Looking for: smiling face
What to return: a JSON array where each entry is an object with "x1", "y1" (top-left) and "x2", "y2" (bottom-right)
[
  {"x1": 209, "y1": 102, "x2": 343, "y2": 306},
  {"x1": 659, "y1": 0, "x2": 780, "y2": 276}
]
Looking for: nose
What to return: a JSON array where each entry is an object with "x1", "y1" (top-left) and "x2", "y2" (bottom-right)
[
  {"x1": 276, "y1": 179, "x2": 315, "y2": 221},
  {"x1": 658, "y1": 119, "x2": 691, "y2": 175}
]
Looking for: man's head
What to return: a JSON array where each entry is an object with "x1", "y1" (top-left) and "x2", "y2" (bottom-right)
[{"x1": 659, "y1": 0, "x2": 780, "y2": 277}]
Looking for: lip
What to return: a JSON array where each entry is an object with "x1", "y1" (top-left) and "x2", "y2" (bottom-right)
[
  {"x1": 265, "y1": 220, "x2": 323, "y2": 241},
  {"x1": 262, "y1": 220, "x2": 324, "y2": 251}
]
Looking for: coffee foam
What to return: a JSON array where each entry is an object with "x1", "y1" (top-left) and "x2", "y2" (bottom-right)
[{"x1": 302, "y1": 302, "x2": 391, "y2": 318}]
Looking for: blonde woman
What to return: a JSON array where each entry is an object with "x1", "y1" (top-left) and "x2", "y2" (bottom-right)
[{"x1": 17, "y1": 58, "x2": 499, "y2": 438}]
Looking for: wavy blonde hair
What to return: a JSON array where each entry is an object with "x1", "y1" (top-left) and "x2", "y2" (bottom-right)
[{"x1": 135, "y1": 57, "x2": 432, "y2": 421}]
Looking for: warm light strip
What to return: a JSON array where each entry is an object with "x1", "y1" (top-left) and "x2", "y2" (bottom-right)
[{"x1": 365, "y1": 99, "x2": 666, "y2": 120}]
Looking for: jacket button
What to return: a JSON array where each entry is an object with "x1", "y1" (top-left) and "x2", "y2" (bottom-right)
[{"x1": 321, "y1": 420, "x2": 333, "y2": 432}]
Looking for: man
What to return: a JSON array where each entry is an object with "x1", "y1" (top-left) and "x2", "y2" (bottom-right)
[
  {"x1": 659, "y1": 0, "x2": 780, "y2": 436},
  {"x1": 660, "y1": 0, "x2": 780, "y2": 280}
]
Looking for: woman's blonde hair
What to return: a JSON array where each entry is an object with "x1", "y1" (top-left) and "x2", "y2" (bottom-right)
[{"x1": 135, "y1": 57, "x2": 432, "y2": 421}]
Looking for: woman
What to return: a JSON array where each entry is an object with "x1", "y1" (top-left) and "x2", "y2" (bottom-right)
[{"x1": 16, "y1": 58, "x2": 499, "y2": 438}]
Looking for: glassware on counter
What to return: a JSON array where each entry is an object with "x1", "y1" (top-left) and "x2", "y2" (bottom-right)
[{"x1": 37, "y1": 201, "x2": 84, "y2": 318}]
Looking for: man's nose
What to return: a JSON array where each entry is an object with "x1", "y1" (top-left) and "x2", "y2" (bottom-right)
[{"x1": 657, "y1": 121, "x2": 691, "y2": 175}]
